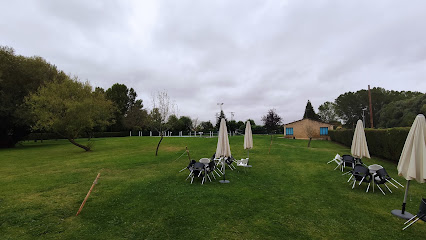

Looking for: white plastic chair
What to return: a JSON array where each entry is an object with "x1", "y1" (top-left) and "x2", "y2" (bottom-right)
[
  {"x1": 236, "y1": 158, "x2": 249, "y2": 167},
  {"x1": 327, "y1": 154, "x2": 342, "y2": 170}
]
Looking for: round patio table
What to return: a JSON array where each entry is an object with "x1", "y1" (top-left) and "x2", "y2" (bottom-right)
[{"x1": 199, "y1": 158, "x2": 210, "y2": 164}]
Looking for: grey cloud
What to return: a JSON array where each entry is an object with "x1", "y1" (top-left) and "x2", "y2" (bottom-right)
[{"x1": 1, "y1": 0, "x2": 425, "y2": 125}]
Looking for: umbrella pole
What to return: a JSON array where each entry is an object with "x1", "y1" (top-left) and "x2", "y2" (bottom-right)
[
  {"x1": 219, "y1": 158, "x2": 230, "y2": 183},
  {"x1": 391, "y1": 180, "x2": 414, "y2": 220},
  {"x1": 247, "y1": 149, "x2": 249, "y2": 159},
  {"x1": 402, "y1": 180, "x2": 410, "y2": 214}
]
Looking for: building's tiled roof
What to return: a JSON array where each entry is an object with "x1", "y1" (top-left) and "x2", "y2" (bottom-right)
[{"x1": 284, "y1": 118, "x2": 333, "y2": 126}]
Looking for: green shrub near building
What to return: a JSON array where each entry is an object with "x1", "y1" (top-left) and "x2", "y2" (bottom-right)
[{"x1": 329, "y1": 127, "x2": 410, "y2": 163}]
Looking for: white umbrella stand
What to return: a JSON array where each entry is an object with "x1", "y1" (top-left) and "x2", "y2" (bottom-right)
[{"x1": 391, "y1": 114, "x2": 426, "y2": 220}]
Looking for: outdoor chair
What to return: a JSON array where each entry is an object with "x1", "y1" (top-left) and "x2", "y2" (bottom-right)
[
  {"x1": 403, "y1": 198, "x2": 426, "y2": 230},
  {"x1": 224, "y1": 156, "x2": 236, "y2": 170},
  {"x1": 206, "y1": 161, "x2": 220, "y2": 180},
  {"x1": 236, "y1": 158, "x2": 249, "y2": 167},
  {"x1": 341, "y1": 155, "x2": 356, "y2": 174},
  {"x1": 190, "y1": 162, "x2": 206, "y2": 184},
  {"x1": 327, "y1": 154, "x2": 342, "y2": 170},
  {"x1": 180, "y1": 159, "x2": 196, "y2": 173},
  {"x1": 182, "y1": 160, "x2": 196, "y2": 182},
  {"x1": 347, "y1": 164, "x2": 372, "y2": 192},
  {"x1": 373, "y1": 168, "x2": 401, "y2": 195}
]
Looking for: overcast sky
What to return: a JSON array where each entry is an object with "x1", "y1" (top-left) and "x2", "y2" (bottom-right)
[{"x1": 1, "y1": 0, "x2": 426, "y2": 124}]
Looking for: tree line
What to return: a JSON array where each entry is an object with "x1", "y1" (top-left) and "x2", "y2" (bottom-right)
[
  {"x1": 0, "y1": 46, "x2": 283, "y2": 151},
  {"x1": 316, "y1": 88, "x2": 425, "y2": 128}
]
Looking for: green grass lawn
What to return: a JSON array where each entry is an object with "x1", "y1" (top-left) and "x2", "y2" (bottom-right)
[{"x1": 1, "y1": 135, "x2": 425, "y2": 239}]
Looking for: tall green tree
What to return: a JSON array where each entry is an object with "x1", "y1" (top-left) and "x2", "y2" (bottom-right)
[
  {"x1": 228, "y1": 120, "x2": 238, "y2": 134},
  {"x1": 0, "y1": 46, "x2": 68, "y2": 147},
  {"x1": 178, "y1": 116, "x2": 192, "y2": 133},
  {"x1": 332, "y1": 87, "x2": 422, "y2": 128},
  {"x1": 26, "y1": 78, "x2": 114, "y2": 151},
  {"x1": 303, "y1": 100, "x2": 320, "y2": 121},
  {"x1": 379, "y1": 94, "x2": 426, "y2": 128},
  {"x1": 199, "y1": 121, "x2": 214, "y2": 132},
  {"x1": 167, "y1": 114, "x2": 180, "y2": 133},
  {"x1": 105, "y1": 83, "x2": 140, "y2": 131},
  {"x1": 262, "y1": 109, "x2": 282, "y2": 133},
  {"x1": 123, "y1": 99, "x2": 148, "y2": 131},
  {"x1": 318, "y1": 101, "x2": 338, "y2": 123}
]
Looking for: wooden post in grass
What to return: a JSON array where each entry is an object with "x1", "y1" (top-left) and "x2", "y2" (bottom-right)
[
  {"x1": 76, "y1": 173, "x2": 101, "y2": 216},
  {"x1": 185, "y1": 146, "x2": 191, "y2": 161}
]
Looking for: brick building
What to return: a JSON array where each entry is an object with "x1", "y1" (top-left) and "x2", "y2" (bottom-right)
[{"x1": 284, "y1": 119, "x2": 333, "y2": 139}]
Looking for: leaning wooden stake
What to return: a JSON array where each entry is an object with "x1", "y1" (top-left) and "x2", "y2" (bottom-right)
[
  {"x1": 268, "y1": 135, "x2": 273, "y2": 154},
  {"x1": 185, "y1": 146, "x2": 191, "y2": 161},
  {"x1": 76, "y1": 173, "x2": 101, "y2": 216}
]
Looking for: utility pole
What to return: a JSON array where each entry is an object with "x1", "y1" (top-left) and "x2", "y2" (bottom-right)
[{"x1": 368, "y1": 85, "x2": 374, "y2": 128}]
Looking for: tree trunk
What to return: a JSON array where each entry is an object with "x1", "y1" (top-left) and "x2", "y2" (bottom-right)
[
  {"x1": 268, "y1": 134, "x2": 273, "y2": 154},
  {"x1": 155, "y1": 135, "x2": 164, "y2": 156},
  {"x1": 307, "y1": 137, "x2": 312, "y2": 148},
  {"x1": 68, "y1": 138, "x2": 91, "y2": 151}
]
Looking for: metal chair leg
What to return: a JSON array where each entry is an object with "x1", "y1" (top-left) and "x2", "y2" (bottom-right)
[
  {"x1": 334, "y1": 163, "x2": 341, "y2": 170},
  {"x1": 376, "y1": 184, "x2": 385, "y2": 195},
  {"x1": 392, "y1": 178, "x2": 404, "y2": 188},
  {"x1": 404, "y1": 215, "x2": 418, "y2": 225},
  {"x1": 384, "y1": 183, "x2": 392, "y2": 193},
  {"x1": 403, "y1": 217, "x2": 422, "y2": 230},
  {"x1": 359, "y1": 176, "x2": 366, "y2": 185},
  {"x1": 385, "y1": 179, "x2": 398, "y2": 188}
]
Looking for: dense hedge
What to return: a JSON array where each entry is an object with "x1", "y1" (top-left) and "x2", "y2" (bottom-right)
[{"x1": 329, "y1": 127, "x2": 410, "y2": 163}]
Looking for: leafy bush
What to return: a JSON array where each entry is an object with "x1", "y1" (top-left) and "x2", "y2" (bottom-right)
[{"x1": 329, "y1": 127, "x2": 410, "y2": 163}]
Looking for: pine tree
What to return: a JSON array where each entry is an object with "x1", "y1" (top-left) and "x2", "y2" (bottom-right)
[
  {"x1": 215, "y1": 110, "x2": 227, "y2": 130},
  {"x1": 303, "y1": 100, "x2": 320, "y2": 121}
]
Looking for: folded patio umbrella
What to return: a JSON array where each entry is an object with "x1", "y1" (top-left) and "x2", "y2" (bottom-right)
[
  {"x1": 216, "y1": 118, "x2": 231, "y2": 183},
  {"x1": 351, "y1": 119, "x2": 371, "y2": 159},
  {"x1": 244, "y1": 120, "x2": 253, "y2": 159},
  {"x1": 392, "y1": 114, "x2": 426, "y2": 219}
]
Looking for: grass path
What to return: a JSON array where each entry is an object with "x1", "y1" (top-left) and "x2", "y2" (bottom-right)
[{"x1": 0, "y1": 135, "x2": 425, "y2": 239}]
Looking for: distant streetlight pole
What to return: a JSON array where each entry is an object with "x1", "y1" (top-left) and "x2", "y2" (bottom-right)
[
  {"x1": 230, "y1": 112, "x2": 235, "y2": 121},
  {"x1": 217, "y1": 103, "x2": 224, "y2": 112}
]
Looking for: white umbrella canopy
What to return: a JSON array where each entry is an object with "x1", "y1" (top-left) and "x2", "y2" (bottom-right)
[
  {"x1": 397, "y1": 114, "x2": 426, "y2": 183},
  {"x1": 392, "y1": 114, "x2": 426, "y2": 219},
  {"x1": 216, "y1": 118, "x2": 231, "y2": 158},
  {"x1": 351, "y1": 119, "x2": 371, "y2": 159},
  {"x1": 244, "y1": 121, "x2": 253, "y2": 150}
]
